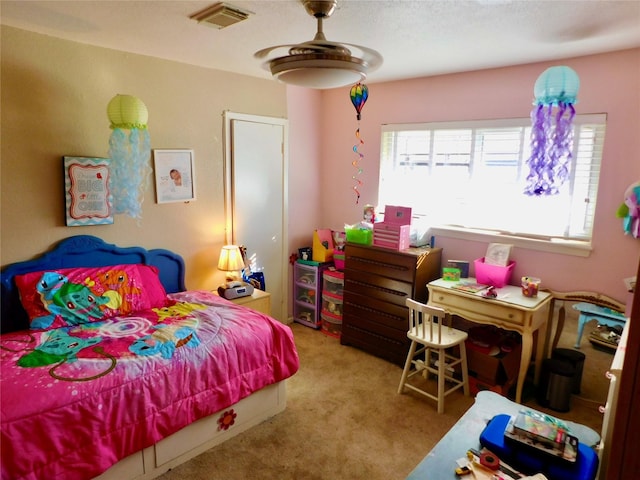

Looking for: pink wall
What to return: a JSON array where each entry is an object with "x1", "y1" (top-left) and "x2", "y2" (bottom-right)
[{"x1": 288, "y1": 49, "x2": 640, "y2": 301}]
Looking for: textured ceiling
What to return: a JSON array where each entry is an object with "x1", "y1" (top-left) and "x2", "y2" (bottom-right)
[{"x1": 2, "y1": 0, "x2": 639, "y2": 86}]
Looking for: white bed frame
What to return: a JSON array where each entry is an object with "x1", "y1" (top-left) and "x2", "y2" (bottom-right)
[{"x1": 96, "y1": 382, "x2": 287, "y2": 480}]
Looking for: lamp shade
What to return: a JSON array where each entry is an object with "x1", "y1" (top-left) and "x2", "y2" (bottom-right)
[
  {"x1": 217, "y1": 245, "x2": 245, "y2": 272},
  {"x1": 270, "y1": 56, "x2": 367, "y2": 89},
  {"x1": 107, "y1": 94, "x2": 149, "y2": 129}
]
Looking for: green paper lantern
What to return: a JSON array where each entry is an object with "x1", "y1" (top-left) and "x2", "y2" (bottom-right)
[{"x1": 107, "y1": 94, "x2": 148, "y2": 129}]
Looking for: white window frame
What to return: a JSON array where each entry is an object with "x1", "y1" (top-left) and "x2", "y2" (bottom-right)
[{"x1": 378, "y1": 114, "x2": 606, "y2": 257}]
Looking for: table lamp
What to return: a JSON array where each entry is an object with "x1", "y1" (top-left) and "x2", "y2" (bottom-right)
[{"x1": 217, "y1": 245, "x2": 254, "y2": 299}]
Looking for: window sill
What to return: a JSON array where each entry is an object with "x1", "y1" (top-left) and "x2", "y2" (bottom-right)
[{"x1": 430, "y1": 226, "x2": 592, "y2": 257}]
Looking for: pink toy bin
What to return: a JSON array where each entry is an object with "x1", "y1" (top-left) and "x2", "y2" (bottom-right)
[{"x1": 474, "y1": 257, "x2": 516, "y2": 288}]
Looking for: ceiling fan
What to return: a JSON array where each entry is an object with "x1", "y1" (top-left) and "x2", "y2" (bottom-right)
[{"x1": 254, "y1": 0, "x2": 383, "y2": 89}]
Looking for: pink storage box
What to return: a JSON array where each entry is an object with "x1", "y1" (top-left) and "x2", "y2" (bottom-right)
[
  {"x1": 323, "y1": 270, "x2": 344, "y2": 295},
  {"x1": 474, "y1": 257, "x2": 516, "y2": 288},
  {"x1": 373, "y1": 223, "x2": 411, "y2": 250},
  {"x1": 333, "y1": 253, "x2": 345, "y2": 270},
  {"x1": 383, "y1": 205, "x2": 412, "y2": 225},
  {"x1": 373, "y1": 205, "x2": 412, "y2": 250}
]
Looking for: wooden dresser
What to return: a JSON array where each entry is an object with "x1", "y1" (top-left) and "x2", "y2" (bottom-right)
[{"x1": 340, "y1": 243, "x2": 442, "y2": 365}]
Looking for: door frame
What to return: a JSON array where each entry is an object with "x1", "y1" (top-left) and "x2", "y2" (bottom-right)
[{"x1": 222, "y1": 111, "x2": 289, "y2": 321}]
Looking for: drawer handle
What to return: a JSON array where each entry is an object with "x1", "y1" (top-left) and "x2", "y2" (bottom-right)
[
  {"x1": 508, "y1": 314, "x2": 514, "y2": 319},
  {"x1": 347, "y1": 279, "x2": 406, "y2": 297},
  {"x1": 351, "y1": 257, "x2": 408, "y2": 272},
  {"x1": 345, "y1": 301, "x2": 400, "y2": 321}
]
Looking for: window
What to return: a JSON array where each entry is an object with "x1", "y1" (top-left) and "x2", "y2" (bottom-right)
[{"x1": 378, "y1": 115, "x2": 606, "y2": 246}]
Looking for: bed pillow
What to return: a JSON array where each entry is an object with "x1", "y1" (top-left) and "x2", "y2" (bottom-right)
[{"x1": 15, "y1": 264, "x2": 172, "y2": 330}]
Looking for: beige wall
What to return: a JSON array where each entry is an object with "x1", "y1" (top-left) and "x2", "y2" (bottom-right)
[{"x1": 1, "y1": 26, "x2": 287, "y2": 291}]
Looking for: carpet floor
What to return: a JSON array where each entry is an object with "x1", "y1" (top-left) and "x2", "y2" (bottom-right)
[{"x1": 156, "y1": 307, "x2": 614, "y2": 480}]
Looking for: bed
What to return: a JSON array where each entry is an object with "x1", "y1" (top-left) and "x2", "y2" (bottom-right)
[{"x1": 0, "y1": 235, "x2": 300, "y2": 480}]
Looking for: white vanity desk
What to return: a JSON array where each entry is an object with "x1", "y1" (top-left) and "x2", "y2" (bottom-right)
[{"x1": 427, "y1": 278, "x2": 551, "y2": 403}]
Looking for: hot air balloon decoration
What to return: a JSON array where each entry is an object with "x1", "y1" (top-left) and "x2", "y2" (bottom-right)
[{"x1": 350, "y1": 83, "x2": 369, "y2": 204}]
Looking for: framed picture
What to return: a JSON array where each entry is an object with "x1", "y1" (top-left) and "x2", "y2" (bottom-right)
[
  {"x1": 64, "y1": 156, "x2": 113, "y2": 226},
  {"x1": 153, "y1": 149, "x2": 196, "y2": 204}
]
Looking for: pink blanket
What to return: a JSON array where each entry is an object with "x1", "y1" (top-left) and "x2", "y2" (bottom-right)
[{"x1": 1, "y1": 291, "x2": 299, "y2": 480}]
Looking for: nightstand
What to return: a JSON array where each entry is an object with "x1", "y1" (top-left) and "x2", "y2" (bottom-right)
[{"x1": 217, "y1": 289, "x2": 271, "y2": 316}]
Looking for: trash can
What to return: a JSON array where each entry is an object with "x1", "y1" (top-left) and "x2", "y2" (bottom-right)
[
  {"x1": 537, "y1": 358, "x2": 575, "y2": 412},
  {"x1": 552, "y1": 348, "x2": 586, "y2": 394}
]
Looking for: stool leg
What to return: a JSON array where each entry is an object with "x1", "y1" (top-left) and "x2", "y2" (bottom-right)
[
  {"x1": 459, "y1": 342, "x2": 470, "y2": 396},
  {"x1": 423, "y1": 347, "x2": 431, "y2": 380},
  {"x1": 398, "y1": 340, "x2": 417, "y2": 394},
  {"x1": 437, "y1": 348, "x2": 445, "y2": 414}
]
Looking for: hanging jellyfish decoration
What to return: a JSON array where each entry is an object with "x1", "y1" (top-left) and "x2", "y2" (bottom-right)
[
  {"x1": 350, "y1": 83, "x2": 369, "y2": 204},
  {"x1": 524, "y1": 66, "x2": 580, "y2": 196},
  {"x1": 107, "y1": 94, "x2": 151, "y2": 221},
  {"x1": 616, "y1": 182, "x2": 640, "y2": 239}
]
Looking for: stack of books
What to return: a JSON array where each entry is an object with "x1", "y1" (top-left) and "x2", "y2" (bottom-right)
[{"x1": 504, "y1": 410, "x2": 578, "y2": 463}]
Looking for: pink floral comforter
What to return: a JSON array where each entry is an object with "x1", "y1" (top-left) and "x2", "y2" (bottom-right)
[{"x1": 0, "y1": 291, "x2": 299, "y2": 480}]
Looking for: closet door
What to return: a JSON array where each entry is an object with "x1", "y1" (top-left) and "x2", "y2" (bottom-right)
[{"x1": 224, "y1": 112, "x2": 288, "y2": 322}]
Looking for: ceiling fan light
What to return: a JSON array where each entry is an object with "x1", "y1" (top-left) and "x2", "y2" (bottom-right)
[{"x1": 270, "y1": 57, "x2": 367, "y2": 89}]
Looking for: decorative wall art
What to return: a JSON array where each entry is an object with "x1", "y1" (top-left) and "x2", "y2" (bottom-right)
[
  {"x1": 153, "y1": 149, "x2": 197, "y2": 204},
  {"x1": 64, "y1": 156, "x2": 113, "y2": 226}
]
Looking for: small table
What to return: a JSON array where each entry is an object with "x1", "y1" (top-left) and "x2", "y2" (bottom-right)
[
  {"x1": 572, "y1": 302, "x2": 627, "y2": 348},
  {"x1": 214, "y1": 289, "x2": 271, "y2": 316},
  {"x1": 427, "y1": 278, "x2": 552, "y2": 403}
]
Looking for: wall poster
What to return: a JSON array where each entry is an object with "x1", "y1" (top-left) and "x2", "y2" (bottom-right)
[
  {"x1": 153, "y1": 149, "x2": 196, "y2": 204},
  {"x1": 64, "y1": 156, "x2": 113, "y2": 226}
]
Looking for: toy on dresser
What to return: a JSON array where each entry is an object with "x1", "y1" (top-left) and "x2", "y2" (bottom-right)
[{"x1": 373, "y1": 205, "x2": 412, "y2": 251}]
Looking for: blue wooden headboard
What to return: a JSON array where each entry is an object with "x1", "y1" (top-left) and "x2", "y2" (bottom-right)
[{"x1": 1, "y1": 235, "x2": 186, "y2": 333}]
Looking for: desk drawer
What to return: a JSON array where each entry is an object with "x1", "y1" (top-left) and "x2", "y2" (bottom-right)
[{"x1": 431, "y1": 290, "x2": 525, "y2": 327}]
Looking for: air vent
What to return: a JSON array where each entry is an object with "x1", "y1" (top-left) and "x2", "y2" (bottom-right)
[{"x1": 190, "y1": 3, "x2": 252, "y2": 29}]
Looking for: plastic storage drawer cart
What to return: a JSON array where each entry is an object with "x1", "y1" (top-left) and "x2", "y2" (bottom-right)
[
  {"x1": 293, "y1": 260, "x2": 329, "y2": 329},
  {"x1": 321, "y1": 270, "x2": 344, "y2": 338}
]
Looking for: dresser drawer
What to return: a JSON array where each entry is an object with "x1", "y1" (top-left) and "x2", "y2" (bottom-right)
[
  {"x1": 344, "y1": 271, "x2": 412, "y2": 307},
  {"x1": 343, "y1": 293, "x2": 407, "y2": 335},
  {"x1": 345, "y1": 244, "x2": 417, "y2": 282},
  {"x1": 341, "y1": 322, "x2": 408, "y2": 366}
]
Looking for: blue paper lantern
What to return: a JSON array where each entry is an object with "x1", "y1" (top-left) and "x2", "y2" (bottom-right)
[{"x1": 533, "y1": 66, "x2": 580, "y2": 106}]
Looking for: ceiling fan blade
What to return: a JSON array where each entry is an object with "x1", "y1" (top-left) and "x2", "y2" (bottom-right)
[
  {"x1": 254, "y1": 45, "x2": 295, "y2": 59},
  {"x1": 344, "y1": 43, "x2": 384, "y2": 70}
]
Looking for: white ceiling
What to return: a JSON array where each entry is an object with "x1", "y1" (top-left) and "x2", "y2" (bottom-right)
[{"x1": 2, "y1": 0, "x2": 640, "y2": 85}]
